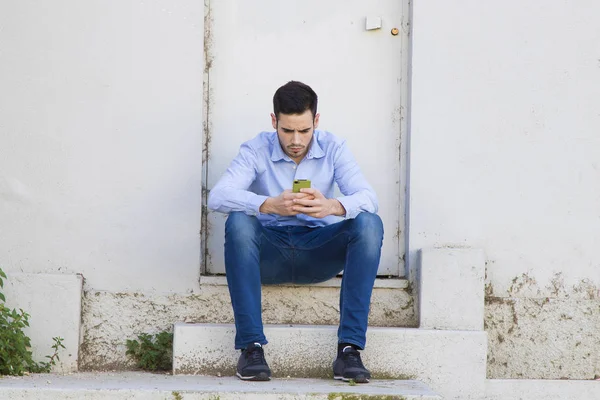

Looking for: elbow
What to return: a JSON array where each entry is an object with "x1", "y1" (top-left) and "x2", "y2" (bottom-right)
[
  {"x1": 370, "y1": 203, "x2": 379, "y2": 214},
  {"x1": 370, "y1": 192, "x2": 379, "y2": 214},
  {"x1": 207, "y1": 190, "x2": 220, "y2": 211},
  {"x1": 371, "y1": 202, "x2": 379, "y2": 214}
]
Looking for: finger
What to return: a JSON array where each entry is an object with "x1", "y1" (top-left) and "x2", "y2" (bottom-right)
[
  {"x1": 293, "y1": 205, "x2": 322, "y2": 213},
  {"x1": 285, "y1": 191, "x2": 307, "y2": 198},
  {"x1": 300, "y1": 188, "x2": 316, "y2": 195},
  {"x1": 285, "y1": 193, "x2": 314, "y2": 201},
  {"x1": 300, "y1": 188, "x2": 323, "y2": 198},
  {"x1": 301, "y1": 210, "x2": 325, "y2": 218},
  {"x1": 293, "y1": 198, "x2": 320, "y2": 207}
]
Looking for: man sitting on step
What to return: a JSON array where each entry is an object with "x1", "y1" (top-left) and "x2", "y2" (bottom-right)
[{"x1": 207, "y1": 80, "x2": 383, "y2": 383}]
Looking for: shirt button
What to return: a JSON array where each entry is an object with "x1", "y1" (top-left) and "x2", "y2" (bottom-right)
[{"x1": 292, "y1": 165, "x2": 296, "y2": 169}]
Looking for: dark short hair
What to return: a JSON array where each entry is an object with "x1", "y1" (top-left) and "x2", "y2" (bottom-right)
[{"x1": 273, "y1": 81, "x2": 318, "y2": 120}]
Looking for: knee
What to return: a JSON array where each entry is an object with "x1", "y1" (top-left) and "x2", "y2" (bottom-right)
[
  {"x1": 352, "y1": 213, "x2": 384, "y2": 244},
  {"x1": 225, "y1": 212, "x2": 261, "y2": 243}
]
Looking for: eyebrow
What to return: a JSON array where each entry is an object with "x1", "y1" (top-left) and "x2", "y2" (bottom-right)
[{"x1": 281, "y1": 127, "x2": 312, "y2": 132}]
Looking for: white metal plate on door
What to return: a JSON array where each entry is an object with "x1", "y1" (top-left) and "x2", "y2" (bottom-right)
[{"x1": 366, "y1": 16, "x2": 382, "y2": 30}]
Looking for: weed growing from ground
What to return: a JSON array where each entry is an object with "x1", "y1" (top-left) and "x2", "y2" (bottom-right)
[
  {"x1": 126, "y1": 331, "x2": 173, "y2": 371},
  {"x1": 0, "y1": 268, "x2": 65, "y2": 375}
]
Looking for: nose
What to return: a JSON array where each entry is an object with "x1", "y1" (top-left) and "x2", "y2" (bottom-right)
[{"x1": 292, "y1": 132, "x2": 301, "y2": 144}]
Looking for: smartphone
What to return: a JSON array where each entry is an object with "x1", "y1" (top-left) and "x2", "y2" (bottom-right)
[{"x1": 292, "y1": 179, "x2": 311, "y2": 193}]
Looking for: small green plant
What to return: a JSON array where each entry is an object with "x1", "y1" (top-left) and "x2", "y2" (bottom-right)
[
  {"x1": 171, "y1": 391, "x2": 183, "y2": 400},
  {"x1": 0, "y1": 268, "x2": 66, "y2": 375},
  {"x1": 126, "y1": 331, "x2": 173, "y2": 371},
  {"x1": 33, "y1": 337, "x2": 65, "y2": 373}
]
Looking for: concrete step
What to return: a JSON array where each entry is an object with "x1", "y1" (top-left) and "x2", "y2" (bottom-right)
[
  {"x1": 200, "y1": 276, "x2": 417, "y2": 328},
  {"x1": 173, "y1": 323, "x2": 487, "y2": 399},
  {"x1": 4, "y1": 373, "x2": 600, "y2": 400},
  {"x1": 0, "y1": 372, "x2": 442, "y2": 400},
  {"x1": 79, "y1": 279, "x2": 415, "y2": 372}
]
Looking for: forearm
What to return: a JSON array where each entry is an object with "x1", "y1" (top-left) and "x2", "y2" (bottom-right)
[
  {"x1": 259, "y1": 197, "x2": 274, "y2": 214},
  {"x1": 208, "y1": 186, "x2": 268, "y2": 215},
  {"x1": 208, "y1": 142, "x2": 265, "y2": 215},
  {"x1": 328, "y1": 198, "x2": 346, "y2": 217}
]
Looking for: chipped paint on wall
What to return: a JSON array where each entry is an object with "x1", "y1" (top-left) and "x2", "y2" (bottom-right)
[{"x1": 484, "y1": 273, "x2": 599, "y2": 379}]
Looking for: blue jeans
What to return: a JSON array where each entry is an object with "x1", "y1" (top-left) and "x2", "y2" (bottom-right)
[{"x1": 224, "y1": 211, "x2": 384, "y2": 350}]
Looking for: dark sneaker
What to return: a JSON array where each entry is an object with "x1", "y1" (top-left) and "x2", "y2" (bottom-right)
[
  {"x1": 332, "y1": 346, "x2": 371, "y2": 383},
  {"x1": 236, "y1": 343, "x2": 271, "y2": 381}
]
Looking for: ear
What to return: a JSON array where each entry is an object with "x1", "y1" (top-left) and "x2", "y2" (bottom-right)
[
  {"x1": 313, "y1": 113, "x2": 320, "y2": 130},
  {"x1": 271, "y1": 113, "x2": 277, "y2": 130}
]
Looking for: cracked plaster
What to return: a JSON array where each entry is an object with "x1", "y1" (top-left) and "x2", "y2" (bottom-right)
[{"x1": 485, "y1": 275, "x2": 599, "y2": 379}]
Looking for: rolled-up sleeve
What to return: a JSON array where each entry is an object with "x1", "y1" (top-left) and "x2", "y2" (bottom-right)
[
  {"x1": 207, "y1": 143, "x2": 268, "y2": 215},
  {"x1": 333, "y1": 141, "x2": 378, "y2": 219}
]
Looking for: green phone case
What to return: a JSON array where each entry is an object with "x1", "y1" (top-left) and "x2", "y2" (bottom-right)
[{"x1": 292, "y1": 179, "x2": 311, "y2": 193}]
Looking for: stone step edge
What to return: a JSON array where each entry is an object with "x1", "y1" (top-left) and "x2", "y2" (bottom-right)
[
  {"x1": 173, "y1": 322, "x2": 483, "y2": 330},
  {"x1": 201, "y1": 275, "x2": 410, "y2": 289},
  {"x1": 0, "y1": 372, "x2": 442, "y2": 400},
  {"x1": 4, "y1": 374, "x2": 600, "y2": 400},
  {"x1": 173, "y1": 322, "x2": 488, "y2": 399}
]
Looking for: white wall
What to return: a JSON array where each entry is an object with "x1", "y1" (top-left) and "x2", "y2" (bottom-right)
[
  {"x1": 409, "y1": 0, "x2": 600, "y2": 295},
  {"x1": 0, "y1": 1, "x2": 204, "y2": 293},
  {"x1": 2, "y1": 0, "x2": 599, "y2": 298}
]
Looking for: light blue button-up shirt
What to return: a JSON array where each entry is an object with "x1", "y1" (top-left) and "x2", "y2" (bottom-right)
[{"x1": 207, "y1": 130, "x2": 378, "y2": 227}]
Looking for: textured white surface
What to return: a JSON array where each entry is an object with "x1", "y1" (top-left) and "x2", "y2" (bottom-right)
[
  {"x1": 408, "y1": 0, "x2": 600, "y2": 295},
  {"x1": 173, "y1": 323, "x2": 487, "y2": 399},
  {"x1": 2, "y1": 273, "x2": 82, "y2": 373},
  {"x1": 485, "y1": 379, "x2": 600, "y2": 400},
  {"x1": 419, "y1": 248, "x2": 485, "y2": 330},
  {"x1": 0, "y1": 372, "x2": 441, "y2": 400},
  {"x1": 2, "y1": 373, "x2": 598, "y2": 400},
  {"x1": 0, "y1": 0, "x2": 204, "y2": 293},
  {"x1": 485, "y1": 296, "x2": 599, "y2": 380}
]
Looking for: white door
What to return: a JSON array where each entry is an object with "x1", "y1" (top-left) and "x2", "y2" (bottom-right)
[{"x1": 203, "y1": 0, "x2": 408, "y2": 276}]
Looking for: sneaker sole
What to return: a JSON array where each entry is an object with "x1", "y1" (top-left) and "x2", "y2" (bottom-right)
[
  {"x1": 236, "y1": 372, "x2": 271, "y2": 381},
  {"x1": 333, "y1": 375, "x2": 370, "y2": 383}
]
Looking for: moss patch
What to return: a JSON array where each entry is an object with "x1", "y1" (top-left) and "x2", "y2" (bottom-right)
[{"x1": 327, "y1": 394, "x2": 406, "y2": 400}]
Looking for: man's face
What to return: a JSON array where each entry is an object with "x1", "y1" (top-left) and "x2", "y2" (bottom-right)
[{"x1": 271, "y1": 109, "x2": 320, "y2": 164}]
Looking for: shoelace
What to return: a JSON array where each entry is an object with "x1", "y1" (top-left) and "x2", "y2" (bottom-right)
[
  {"x1": 342, "y1": 349, "x2": 364, "y2": 369},
  {"x1": 246, "y1": 346, "x2": 266, "y2": 365}
]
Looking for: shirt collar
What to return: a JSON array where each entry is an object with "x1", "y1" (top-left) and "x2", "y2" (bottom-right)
[
  {"x1": 270, "y1": 131, "x2": 325, "y2": 162},
  {"x1": 270, "y1": 134, "x2": 290, "y2": 162},
  {"x1": 306, "y1": 134, "x2": 325, "y2": 159}
]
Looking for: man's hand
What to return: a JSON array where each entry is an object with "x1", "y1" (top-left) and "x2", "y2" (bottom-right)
[
  {"x1": 259, "y1": 189, "x2": 314, "y2": 216},
  {"x1": 291, "y1": 188, "x2": 346, "y2": 218}
]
